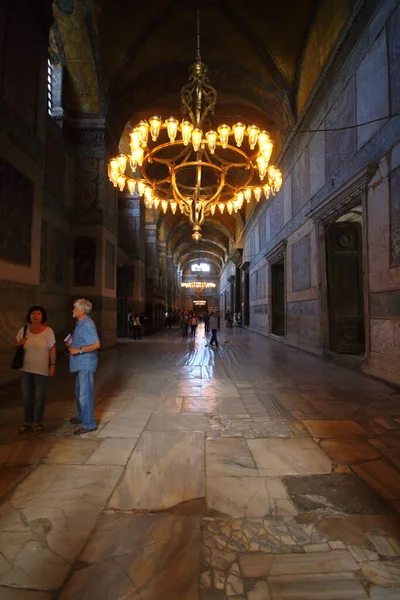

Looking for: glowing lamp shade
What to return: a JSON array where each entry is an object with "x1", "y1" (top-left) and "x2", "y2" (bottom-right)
[
  {"x1": 137, "y1": 181, "x2": 146, "y2": 196},
  {"x1": 192, "y1": 128, "x2": 203, "y2": 152},
  {"x1": 206, "y1": 130, "x2": 217, "y2": 154},
  {"x1": 165, "y1": 117, "x2": 179, "y2": 143},
  {"x1": 247, "y1": 125, "x2": 260, "y2": 150},
  {"x1": 232, "y1": 122, "x2": 246, "y2": 147},
  {"x1": 149, "y1": 116, "x2": 162, "y2": 142},
  {"x1": 137, "y1": 121, "x2": 149, "y2": 146},
  {"x1": 254, "y1": 187, "x2": 262, "y2": 202},
  {"x1": 161, "y1": 199, "x2": 168, "y2": 214},
  {"x1": 218, "y1": 202, "x2": 225, "y2": 214},
  {"x1": 130, "y1": 129, "x2": 142, "y2": 153},
  {"x1": 181, "y1": 120, "x2": 193, "y2": 146},
  {"x1": 127, "y1": 180, "x2": 136, "y2": 195},
  {"x1": 217, "y1": 124, "x2": 230, "y2": 149},
  {"x1": 256, "y1": 155, "x2": 268, "y2": 180},
  {"x1": 117, "y1": 176, "x2": 125, "y2": 192},
  {"x1": 244, "y1": 188, "x2": 252, "y2": 203}
]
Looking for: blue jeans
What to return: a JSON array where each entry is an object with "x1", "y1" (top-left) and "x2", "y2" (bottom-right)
[
  {"x1": 210, "y1": 329, "x2": 219, "y2": 346},
  {"x1": 21, "y1": 371, "x2": 47, "y2": 423},
  {"x1": 75, "y1": 370, "x2": 96, "y2": 429}
]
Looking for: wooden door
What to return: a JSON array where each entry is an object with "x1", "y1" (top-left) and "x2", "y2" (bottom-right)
[{"x1": 326, "y1": 222, "x2": 365, "y2": 354}]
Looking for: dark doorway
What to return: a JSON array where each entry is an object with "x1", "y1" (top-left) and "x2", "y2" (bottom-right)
[
  {"x1": 242, "y1": 271, "x2": 250, "y2": 326},
  {"x1": 325, "y1": 220, "x2": 365, "y2": 354},
  {"x1": 117, "y1": 267, "x2": 127, "y2": 337},
  {"x1": 271, "y1": 261, "x2": 285, "y2": 336}
]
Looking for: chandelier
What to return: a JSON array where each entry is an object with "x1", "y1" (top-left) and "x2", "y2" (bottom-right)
[
  {"x1": 181, "y1": 281, "x2": 216, "y2": 291},
  {"x1": 108, "y1": 11, "x2": 283, "y2": 242}
]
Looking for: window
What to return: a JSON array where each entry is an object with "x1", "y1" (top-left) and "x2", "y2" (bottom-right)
[
  {"x1": 191, "y1": 263, "x2": 210, "y2": 272},
  {"x1": 47, "y1": 59, "x2": 53, "y2": 115}
]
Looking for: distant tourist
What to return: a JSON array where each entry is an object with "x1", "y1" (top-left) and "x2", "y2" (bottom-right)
[
  {"x1": 127, "y1": 309, "x2": 134, "y2": 339},
  {"x1": 66, "y1": 299, "x2": 100, "y2": 435},
  {"x1": 133, "y1": 314, "x2": 141, "y2": 339},
  {"x1": 14, "y1": 305, "x2": 56, "y2": 434},
  {"x1": 190, "y1": 313, "x2": 198, "y2": 336},
  {"x1": 208, "y1": 312, "x2": 219, "y2": 347}
]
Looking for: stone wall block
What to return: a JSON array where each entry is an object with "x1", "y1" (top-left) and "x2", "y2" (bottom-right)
[
  {"x1": 356, "y1": 30, "x2": 389, "y2": 150},
  {"x1": 326, "y1": 78, "x2": 356, "y2": 180}
]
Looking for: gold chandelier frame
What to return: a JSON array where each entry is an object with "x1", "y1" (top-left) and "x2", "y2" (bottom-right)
[{"x1": 108, "y1": 11, "x2": 283, "y2": 242}]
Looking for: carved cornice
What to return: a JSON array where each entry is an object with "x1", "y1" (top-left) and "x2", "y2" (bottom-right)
[
  {"x1": 306, "y1": 162, "x2": 377, "y2": 224},
  {"x1": 240, "y1": 261, "x2": 251, "y2": 273},
  {"x1": 265, "y1": 239, "x2": 287, "y2": 264}
]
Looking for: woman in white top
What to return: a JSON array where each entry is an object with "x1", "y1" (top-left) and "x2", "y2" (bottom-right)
[{"x1": 14, "y1": 305, "x2": 56, "y2": 433}]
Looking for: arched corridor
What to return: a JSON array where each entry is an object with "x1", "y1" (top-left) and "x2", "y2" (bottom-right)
[
  {"x1": 1, "y1": 324, "x2": 400, "y2": 599},
  {"x1": 1, "y1": 0, "x2": 400, "y2": 597}
]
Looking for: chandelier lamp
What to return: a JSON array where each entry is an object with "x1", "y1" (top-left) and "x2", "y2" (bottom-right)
[
  {"x1": 181, "y1": 281, "x2": 216, "y2": 291},
  {"x1": 108, "y1": 12, "x2": 283, "y2": 242}
]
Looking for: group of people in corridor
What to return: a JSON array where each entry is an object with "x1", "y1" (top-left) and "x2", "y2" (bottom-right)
[{"x1": 13, "y1": 299, "x2": 100, "y2": 437}]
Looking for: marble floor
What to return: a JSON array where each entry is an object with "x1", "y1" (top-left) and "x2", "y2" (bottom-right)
[{"x1": 1, "y1": 324, "x2": 400, "y2": 599}]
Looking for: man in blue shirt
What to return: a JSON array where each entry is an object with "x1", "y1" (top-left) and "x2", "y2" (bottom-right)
[{"x1": 67, "y1": 299, "x2": 101, "y2": 435}]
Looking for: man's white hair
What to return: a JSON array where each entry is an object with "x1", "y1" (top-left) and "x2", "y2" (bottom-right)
[{"x1": 74, "y1": 298, "x2": 92, "y2": 315}]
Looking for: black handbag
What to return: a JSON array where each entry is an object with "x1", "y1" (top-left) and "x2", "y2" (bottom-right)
[{"x1": 11, "y1": 326, "x2": 28, "y2": 370}]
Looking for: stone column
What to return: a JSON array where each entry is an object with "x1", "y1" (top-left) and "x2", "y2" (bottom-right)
[
  {"x1": 118, "y1": 194, "x2": 145, "y2": 316},
  {"x1": 144, "y1": 218, "x2": 164, "y2": 334},
  {"x1": 68, "y1": 118, "x2": 117, "y2": 348}
]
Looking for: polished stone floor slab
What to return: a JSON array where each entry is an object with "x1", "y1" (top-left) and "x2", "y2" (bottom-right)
[
  {"x1": 206, "y1": 438, "x2": 258, "y2": 477},
  {"x1": 146, "y1": 413, "x2": 209, "y2": 431},
  {"x1": 283, "y1": 474, "x2": 395, "y2": 514},
  {"x1": 268, "y1": 572, "x2": 369, "y2": 599},
  {"x1": 320, "y1": 439, "x2": 381, "y2": 464},
  {"x1": 303, "y1": 420, "x2": 368, "y2": 439},
  {"x1": 247, "y1": 438, "x2": 332, "y2": 475},
  {"x1": 60, "y1": 514, "x2": 200, "y2": 600},
  {"x1": 181, "y1": 396, "x2": 246, "y2": 414},
  {"x1": 97, "y1": 411, "x2": 150, "y2": 438},
  {"x1": 0, "y1": 324, "x2": 399, "y2": 599},
  {"x1": 206, "y1": 476, "x2": 297, "y2": 518},
  {"x1": 269, "y1": 550, "x2": 358, "y2": 575},
  {"x1": 0, "y1": 465, "x2": 122, "y2": 590},
  {"x1": 108, "y1": 431, "x2": 205, "y2": 511},
  {"x1": 86, "y1": 438, "x2": 136, "y2": 466}
]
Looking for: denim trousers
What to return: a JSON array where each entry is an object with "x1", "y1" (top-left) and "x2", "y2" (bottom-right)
[
  {"x1": 75, "y1": 370, "x2": 96, "y2": 429},
  {"x1": 21, "y1": 371, "x2": 47, "y2": 423},
  {"x1": 210, "y1": 329, "x2": 219, "y2": 346}
]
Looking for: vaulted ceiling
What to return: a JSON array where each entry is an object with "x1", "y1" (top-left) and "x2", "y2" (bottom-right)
[{"x1": 51, "y1": 0, "x2": 355, "y2": 272}]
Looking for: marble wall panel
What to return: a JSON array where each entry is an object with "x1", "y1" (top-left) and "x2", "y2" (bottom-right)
[
  {"x1": 292, "y1": 147, "x2": 310, "y2": 216},
  {"x1": 40, "y1": 220, "x2": 47, "y2": 282},
  {"x1": 45, "y1": 119, "x2": 65, "y2": 202},
  {"x1": 73, "y1": 236, "x2": 96, "y2": 286},
  {"x1": 326, "y1": 78, "x2": 356, "y2": 180},
  {"x1": 370, "y1": 290, "x2": 400, "y2": 318},
  {"x1": 388, "y1": 4, "x2": 400, "y2": 116},
  {"x1": 309, "y1": 131, "x2": 325, "y2": 197},
  {"x1": 292, "y1": 236, "x2": 311, "y2": 292},
  {"x1": 390, "y1": 166, "x2": 400, "y2": 267},
  {"x1": 286, "y1": 300, "x2": 320, "y2": 345},
  {"x1": 75, "y1": 158, "x2": 99, "y2": 211},
  {"x1": 356, "y1": 30, "x2": 389, "y2": 149},
  {"x1": 2, "y1": 3, "x2": 43, "y2": 135},
  {"x1": 259, "y1": 213, "x2": 267, "y2": 250},
  {"x1": 270, "y1": 194, "x2": 284, "y2": 240},
  {"x1": 0, "y1": 158, "x2": 33, "y2": 266},
  {"x1": 283, "y1": 174, "x2": 292, "y2": 225},
  {"x1": 105, "y1": 240, "x2": 115, "y2": 290},
  {"x1": 368, "y1": 163, "x2": 390, "y2": 275}
]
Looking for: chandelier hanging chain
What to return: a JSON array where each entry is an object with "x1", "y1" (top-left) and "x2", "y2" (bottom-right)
[{"x1": 107, "y1": 11, "x2": 283, "y2": 242}]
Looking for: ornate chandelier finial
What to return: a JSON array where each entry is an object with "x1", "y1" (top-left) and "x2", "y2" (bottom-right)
[{"x1": 108, "y1": 13, "x2": 283, "y2": 242}]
